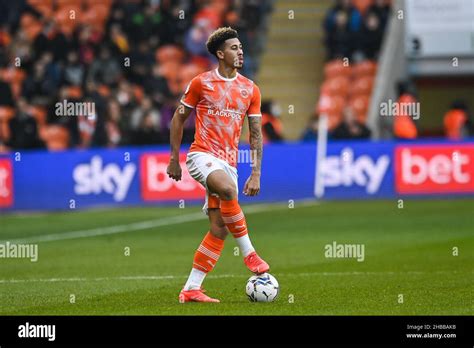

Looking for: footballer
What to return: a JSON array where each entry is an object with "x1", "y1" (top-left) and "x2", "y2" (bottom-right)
[{"x1": 166, "y1": 27, "x2": 269, "y2": 303}]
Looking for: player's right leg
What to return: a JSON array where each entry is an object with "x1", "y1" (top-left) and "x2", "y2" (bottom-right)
[{"x1": 206, "y1": 170, "x2": 270, "y2": 274}]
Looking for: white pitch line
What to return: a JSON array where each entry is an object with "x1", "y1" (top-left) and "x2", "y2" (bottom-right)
[
  {"x1": 0, "y1": 270, "x2": 464, "y2": 284},
  {"x1": 1, "y1": 200, "x2": 319, "y2": 245}
]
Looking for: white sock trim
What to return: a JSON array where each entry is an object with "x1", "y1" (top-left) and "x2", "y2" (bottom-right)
[
  {"x1": 183, "y1": 268, "x2": 207, "y2": 290},
  {"x1": 235, "y1": 234, "x2": 255, "y2": 257}
]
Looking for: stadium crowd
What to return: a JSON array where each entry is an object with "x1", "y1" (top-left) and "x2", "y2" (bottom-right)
[{"x1": 0, "y1": 0, "x2": 272, "y2": 151}]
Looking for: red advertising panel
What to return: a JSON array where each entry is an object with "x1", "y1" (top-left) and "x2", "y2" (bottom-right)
[
  {"x1": 140, "y1": 153, "x2": 206, "y2": 201},
  {"x1": 395, "y1": 144, "x2": 474, "y2": 194},
  {"x1": 0, "y1": 159, "x2": 13, "y2": 207}
]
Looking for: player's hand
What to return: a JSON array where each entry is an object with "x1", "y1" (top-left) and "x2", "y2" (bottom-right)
[
  {"x1": 243, "y1": 173, "x2": 260, "y2": 196},
  {"x1": 167, "y1": 159, "x2": 182, "y2": 181}
]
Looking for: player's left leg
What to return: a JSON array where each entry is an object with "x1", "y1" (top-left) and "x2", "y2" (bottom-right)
[{"x1": 206, "y1": 170, "x2": 270, "y2": 274}]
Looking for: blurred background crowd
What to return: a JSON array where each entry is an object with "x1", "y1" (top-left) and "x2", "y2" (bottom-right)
[{"x1": 0, "y1": 0, "x2": 472, "y2": 152}]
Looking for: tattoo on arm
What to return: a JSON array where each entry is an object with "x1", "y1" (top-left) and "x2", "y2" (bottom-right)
[{"x1": 248, "y1": 116, "x2": 262, "y2": 173}]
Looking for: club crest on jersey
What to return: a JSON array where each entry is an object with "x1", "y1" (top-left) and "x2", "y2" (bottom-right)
[
  {"x1": 206, "y1": 162, "x2": 213, "y2": 167},
  {"x1": 240, "y1": 89, "x2": 249, "y2": 98}
]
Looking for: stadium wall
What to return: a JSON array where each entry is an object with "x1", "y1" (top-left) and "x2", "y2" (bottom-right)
[{"x1": 0, "y1": 140, "x2": 473, "y2": 212}]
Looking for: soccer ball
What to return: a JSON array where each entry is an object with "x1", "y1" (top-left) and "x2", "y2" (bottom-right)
[{"x1": 246, "y1": 273, "x2": 279, "y2": 302}]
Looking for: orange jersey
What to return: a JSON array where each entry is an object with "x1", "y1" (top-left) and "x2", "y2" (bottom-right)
[{"x1": 181, "y1": 68, "x2": 261, "y2": 167}]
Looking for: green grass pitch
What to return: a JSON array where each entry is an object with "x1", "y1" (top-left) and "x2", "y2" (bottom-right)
[{"x1": 0, "y1": 199, "x2": 472, "y2": 315}]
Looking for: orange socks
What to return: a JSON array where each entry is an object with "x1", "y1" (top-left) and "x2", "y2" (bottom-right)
[
  {"x1": 220, "y1": 199, "x2": 248, "y2": 238},
  {"x1": 192, "y1": 231, "x2": 224, "y2": 273}
]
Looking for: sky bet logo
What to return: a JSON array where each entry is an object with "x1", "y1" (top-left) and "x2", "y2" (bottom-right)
[
  {"x1": 322, "y1": 148, "x2": 390, "y2": 194},
  {"x1": 73, "y1": 156, "x2": 136, "y2": 202}
]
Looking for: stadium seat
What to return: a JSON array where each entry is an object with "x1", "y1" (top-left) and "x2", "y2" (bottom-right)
[
  {"x1": 27, "y1": 0, "x2": 51, "y2": 5},
  {"x1": 40, "y1": 125, "x2": 70, "y2": 151},
  {"x1": 0, "y1": 107, "x2": 15, "y2": 143},
  {"x1": 133, "y1": 85, "x2": 145, "y2": 103},
  {"x1": 84, "y1": 0, "x2": 113, "y2": 8},
  {"x1": 179, "y1": 64, "x2": 206, "y2": 91},
  {"x1": 156, "y1": 45, "x2": 185, "y2": 64},
  {"x1": 33, "y1": 3, "x2": 54, "y2": 18},
  {"x1": 317, "y1": 94, "x2": 345, "y2": 116},
  {"x1": 321, "y1": 76, "x2": 350, "y2": 97},
  {"x1": 349, "y1": 95, "x2": 370, "y2": 123},
  {"x1": 352, "y1": 60, "x2": 378, "y2": 78},
  {"x1": 158, "y1": 61, "x2": 181, "y2": 81},
  {"x1": 353, "y1": 0, "x2": 373, "y2": 14},
  {"x1": 97, "y1": 84, "x2": 111, "y2": 98},
  {"x1": 0, "y1": 107, "x2": 15, "y2": 121},
  {"x1": 19, "y1": 13, "x2": 43, "y2": 40},
  {"x1": 349, "y1": 76, "x2": 374, "y2": 97},
  {"x1": 65, "y1": 86, "x2": 83, "y2": 99},
  {"x1": 324, "y1": 59, "x2": 352, "y2": 79}
]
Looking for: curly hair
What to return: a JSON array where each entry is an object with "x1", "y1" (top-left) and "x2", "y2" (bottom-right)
[{"x1": 206, "y1": 27, "x2": 239, "y2": 58}]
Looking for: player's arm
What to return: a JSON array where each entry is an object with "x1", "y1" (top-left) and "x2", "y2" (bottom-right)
[
  {"x1": 167, "y1": 76, "x2": 201, "y2": 181},
  {"x1": 243, "y1": 85, "x2": 263, "y2": 196},
  {"x1": 167, "y1": 105, "x2": 193, "y2": 181}
]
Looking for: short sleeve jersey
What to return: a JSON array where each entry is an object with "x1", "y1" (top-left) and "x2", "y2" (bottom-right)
[{"x1": 181, "y1": 68, "x2": 262, "y2": 167}]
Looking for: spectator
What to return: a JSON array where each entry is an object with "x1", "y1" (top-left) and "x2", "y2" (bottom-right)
[
  {"x1": 131, "y1": 110, "x2": 165, "y2": 145},
  {"x1": 105, "y1": 99, "x2": 124, "y2": 147},
  {"x1": 130, "y1": 96, "x2": 160, "y2": 132},
  {"x1": 393, "y1": 81, "x2": 418, "y2": 139},
  {"x1": 356, "y1": 11, "x2": 384, "y2": 59},
  {"x1": 62, "y1": 51, "x2": 85, "y2": 86},
  {"x1": 22, "y1": 60, "x2": 57, "y2": 105},
  {"x1": 300, "y1": 114, "x2": 319, "y2": 141},
  {"x1": 7, "y1": 97, "x2": 44, "y2": 149},
  {"x1": 368, "y1": 0, "x2": 391, "y2": 30},
  {"x1": 127, "y1": 40, "x2": 154, "y2": 85},
  {"x1": 87, "y1": 46, "x2": 122, "y2": 86},
  {"x1": 324, "y1": 0, "x2": 362, "y2": 34},
  {"x1": 443, "y1": 100, "x2": 473, "y2": 139},
  {"x1": 144, "y1": 64, "x2": 172, "y2": 108},
  {"x1": 0, "y1": 77, "x2": 14, "y2": 106},
  {"x1": 261, "y1": 100, "x2": 283, "y2": 143},
  {"x1": 331, "y1": 107, "x2": 371, "y2": 139},
  {"x1": 324, "y1": 11, "x2": 354, "y2": 59}
]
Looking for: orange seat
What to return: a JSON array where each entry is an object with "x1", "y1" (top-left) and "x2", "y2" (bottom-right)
[
  {"x1": 40, "y1": 125, "x2": 70, "y2": 151},
  {"x1": 0, "y1": 107, "x2": 15, "y2": 143},
  {"x1": 97, "y1": 84, "x2": 111, "y2": 97},
  {"x1": 159, "y1": 61, "x2": 181, "y2": 81},
  {"x1": 178, "y1": 64, "x2": 206, "y2": 91},
  {"x1": 349, "y1": 95, "x2": 370, "y2": 123},
  {"x1": 33, "y1": 3, "x2": 54, "y2": 18},
  {"x1": 133, "y1": 85, "x2": 145, "y2": 103},
  {"x1": 0, "y1": 121, "x2": 11, "y2": 143},
  {"x1": 84, "y1": 0, "x2": 113, "y2": 8},
  {"x1": 321, "y1": 76, "x2": 350, "y2": 97},
  {"x1": 349, "y1": 76, "x2": 374, "y2": 97},
  {"x1": 324, "y1": 59, "x2": 352, "y2": 79},
  {"x1": 352, "y1": 60, "x2": 377, "y2": 78},
  {"x1": 20, "y1": 13, "x2": 37, "y2": 28},
  {"x1": 55, "y1": 0, "x2": 83, "y2": 7},
  {"x1": 0, "y1": 107, "x2": 15, "y2": 121},
  {"x1": 28, "y1": 0, "x2": 52, "y2": 5},
  {"x1": 156, "y1": 45, "x2": 185, "y2": 64},
  {"x1": 81, "y1": 8, "x2": 107, "y2": 30},
  {"x1": 65, "y1": 86, "x2": 83, "y2": 99},
  {"x1": 353, "y1": 0, "x2": 373, "y2": 14}
]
